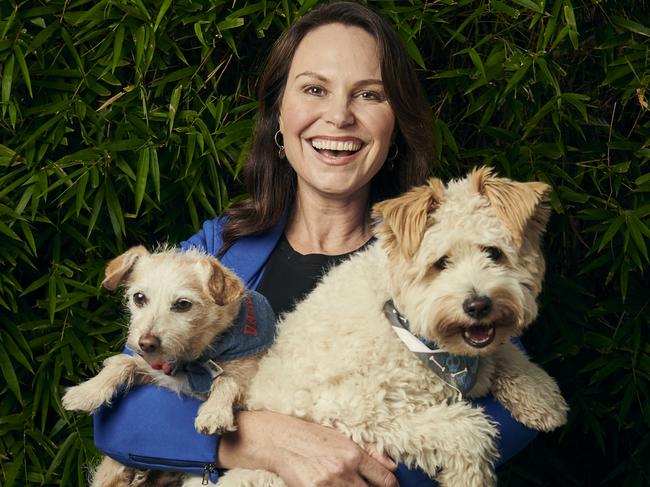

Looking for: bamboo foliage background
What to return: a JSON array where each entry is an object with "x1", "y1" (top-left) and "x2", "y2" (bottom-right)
[{"x1": 0, "y1": 0, "x2": 648, "y2": 485}]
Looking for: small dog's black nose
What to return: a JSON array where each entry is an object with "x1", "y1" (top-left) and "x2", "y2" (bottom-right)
[
  {"x1": 139, "y1": 334, "x2": 160, "y2": 353},
  {"x1": 463, "y1": 295, "x2": 492, "y2": 319}
]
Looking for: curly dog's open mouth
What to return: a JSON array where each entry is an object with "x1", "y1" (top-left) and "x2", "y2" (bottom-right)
[{"x1": 461, "y1": 323, "x2": 496, "y2": 348}]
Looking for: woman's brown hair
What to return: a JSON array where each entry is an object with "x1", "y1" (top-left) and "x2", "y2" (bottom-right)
[{"x1": 220, "y1": 1, "x2": 435, "y2": 254}]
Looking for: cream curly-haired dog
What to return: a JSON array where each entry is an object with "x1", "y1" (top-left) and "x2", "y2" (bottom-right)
[{"x1": 212, "y1": 167, "x2": 568, "y2": 487}]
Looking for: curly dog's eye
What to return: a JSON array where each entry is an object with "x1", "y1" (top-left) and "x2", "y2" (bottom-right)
[
  {"x1": 133, "y1": 292, "x2": 148, "y2": 307},
  {"x1": 434, "y1": 255, "x2": 449, "y2": 270},
  {"x1": 172, "y1": 299, "x2": 193, "y2": 312},
  {"x1": 484, "y1": 247, "x2": 503, "y2": 262}
]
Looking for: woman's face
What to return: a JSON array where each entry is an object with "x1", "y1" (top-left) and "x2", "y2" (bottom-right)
[{"x1": 279, "y1": 23, "x2": 395, "y2": 202}]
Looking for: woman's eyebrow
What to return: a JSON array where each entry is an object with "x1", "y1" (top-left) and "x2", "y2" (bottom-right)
[
  {"x1": 295, "y1": 71, "x2": 328, "y2": 81},
  {"x1": 295, "y1": 71, "x2": 384, "y2": 87}
]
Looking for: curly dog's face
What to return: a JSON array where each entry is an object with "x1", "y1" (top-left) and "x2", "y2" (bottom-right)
[
  {"x1": 373, "y1": 167, "x2": 550, "y2": 357},
  {"x1": 102, "y1": 246, "x2": 244, "y2": 366}
]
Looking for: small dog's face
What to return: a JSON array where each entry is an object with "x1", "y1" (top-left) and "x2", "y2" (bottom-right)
[
  {"x1": 373, "y1": 167, "x2": 550, "y2": 357},
  {"x1": 102, "y1": 247, "x2": 244, "y2": 367}
]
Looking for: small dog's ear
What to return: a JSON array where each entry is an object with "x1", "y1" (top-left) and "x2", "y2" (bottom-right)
[
  {"x1": 207, "y1": 259, "x2": 245, "y2": 306},
  {"x1": 471, "y1": 166, "x2": 551, "y2": 246},
  {"x1": 372, "y1": 178, "x2": 445, "y2": 259},
  {"x1": 102, "y1": 246, "x2": 149, "y2": 290}
]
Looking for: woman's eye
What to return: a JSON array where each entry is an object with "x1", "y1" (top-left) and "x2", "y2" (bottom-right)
[
  {"x1": 358, "y1": 90, "x2": 384, "y2": 101},
  {"x1": 305, "y1": 85, "x2": 324, "y2": 96},
  {"x1": 133, "y1": 292, "x2": 147, "y2": 307},
  {"x1": 172, "y1": 299, "x2": 193, "y2": 312},
  {"x1": 484, "y1": 246, "x2": 503, "y2": 262}
]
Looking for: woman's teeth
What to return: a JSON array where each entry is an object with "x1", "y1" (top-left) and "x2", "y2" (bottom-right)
[{"x1": 311, "y1": 139, "x2": 362, "y2": 156}]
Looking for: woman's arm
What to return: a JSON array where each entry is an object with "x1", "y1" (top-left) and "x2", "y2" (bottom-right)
[
  {"x1": 218, "y1": 410, "x2": 398, "y2": 487},
  {"x1": 93, "y1": 388, "x2": 398, "y2": 486}
]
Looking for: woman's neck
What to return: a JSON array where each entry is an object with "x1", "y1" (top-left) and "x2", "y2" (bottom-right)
[{"x1": 285, "y1": 189, "x2": 372, "y2": 256}]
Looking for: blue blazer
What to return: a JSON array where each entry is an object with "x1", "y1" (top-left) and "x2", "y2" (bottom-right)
[{"x1": 93, "y1": 216, "x2": 537, "y2": 485}]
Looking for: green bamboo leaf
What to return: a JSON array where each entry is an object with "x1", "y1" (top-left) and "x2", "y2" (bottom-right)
[
  {"x1": 154, "y1": 0, "x2": 173, "y2": 31},
  {"x1": 2, "y1": 54, "x2": 14, "y2": 104},
  {"x1": 510, "y1": 0, "x2": 544, "y2": 13},
  {"x1": 1, "y1": 331, "x2": 34, "y2": 374},
  {"x1": 18, "y1": 220, "x2": 36, "y2": 255},
  {"x1": 104, "y1": 178, "x2": 125, "y2": 237},
  {"x1": 503, "y1": 58, "x2": 532, "y2": 97},
  {"x1": 218, "y1": 17, "x2": 245, "y2": 32},
  {"x1": 102, "y1": 138, "x2": 145, "y2": 152},
  {"x1": 0, "y1": 5, "x2": 17, "y2": 40},
  {"x1": 132, "y1": 0, "x2": 152, "y2": 20},
  {"x1": 0, "y1": 341, "x2": 22, "y2": 403},
  {"x1": 27, "y1": 21, "x2": 58, "y2": 54},
  {"x1": 45, "y1": 432, "x2": 76, "y2": 482},
  {"x1": 112, "y1": 23, "x2": 125, "y2": 73},
  {"x1": 134, "y1": 147, "x2": 149, "y2": 215},
  {"x1": 48, "y1": 272, "x2": 57, "y2": 323},
  {"x1": 13, "y1": 44, "x2": 32, "y2": 98},
  {"x1": 628, "y1": 215, "x2": 649, "y2": 261},
  {"x1": 467, "y1": 48, "x2": 486, "y2": 80},
  {"x1": 21, "y1": 273, "x2": 50, "y2": 296},
  {"x1": 0, "y1": 212, "x2": 22, "y2": 238},
  {"x1": 612, "y1": 15, "x2": 650, "y2": 37},
  {"x1": 598, "y1": 216, "x2": 625, "y2": 251},
  {"x1": 61, "y1": 28, "x2": 83, "y2": 71},
  {"x1": 194, "y1": 22, "x2": 209, "y2": 48},
  {"x1": 75, "y1": 170, "x2": 89, "y2": 215},
  {"x1": 87, "y1": 186, "x2": 104, "y2": 237},
  {"x1": 150, "y1": 147, "x2": 160, "y2": 202},
  {"x1": 186, "y1": 132, "x2": 197, "y2": 166},
  {"x1": 169, "y1": 83, "x2": 182, "y2": 134},
  {"x1": 563, "y1": 1, "x2": 579, "y2": 49},
  {"x1": 134, "y1": 25, "x2": 146, "y2": 76},
  {"x1": 403, "y1": 36, "x2": 425, "y2": 69},
  {"x1": 1, "y1": 447, "x2": 23, "y2": 487}
]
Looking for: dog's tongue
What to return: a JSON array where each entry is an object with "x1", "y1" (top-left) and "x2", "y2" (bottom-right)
[{"x1": 150, "y1": 360, "x2": 174, "y2": 375}]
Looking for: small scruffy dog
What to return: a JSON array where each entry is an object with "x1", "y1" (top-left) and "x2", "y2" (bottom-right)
[
  {"x1": 216, "y1": 167, "x2": 569, "y2": 487},
  {"x1": 62, "y1": 246, "x2": 274, "y2": 487}
]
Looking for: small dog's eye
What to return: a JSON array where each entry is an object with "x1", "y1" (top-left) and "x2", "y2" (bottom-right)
[
  {"x1": 434, "y1": 255, "x2": 448, "y2": 270},
  {"x1": 484, "y1": 247, "x2": 503, "y2": 262},
  {"x1": 172, "y1": 299, "x2": 193, "y2": 312},
  {"x1": 133, "y1": 292, "x2": 147, "y2": 307}
]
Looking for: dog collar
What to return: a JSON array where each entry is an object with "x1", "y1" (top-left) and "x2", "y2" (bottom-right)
[{"x1": 383, "y1": 300, "x2": 479, "y2": 399}]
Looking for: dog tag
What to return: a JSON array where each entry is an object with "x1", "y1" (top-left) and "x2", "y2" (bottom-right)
[{"x1": 206, "y1": 360, "x2": 224, "y2": 378}]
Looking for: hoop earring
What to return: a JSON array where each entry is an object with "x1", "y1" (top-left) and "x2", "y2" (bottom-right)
[
  {"x1": 387, "y1": 143, "x2": 399, "y2": 161},
  {"x1": 274, "y1": 130, "x2": 285, "y2": 159}
]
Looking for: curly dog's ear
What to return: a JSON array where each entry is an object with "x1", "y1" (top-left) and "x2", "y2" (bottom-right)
[
  {"x1": 470, "y1": 166, "x2": 551, "y2": 248},
  {"x1": 372, "y1": 178, "x2": 446, "y2": 259},
  {"x1": 102, "y1": 246, "x2": 149, "y2": 290}
]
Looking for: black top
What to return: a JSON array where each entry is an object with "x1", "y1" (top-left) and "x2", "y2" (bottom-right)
[{"x1": 256, "y1": 234, "x2": 372, "y2": 317}]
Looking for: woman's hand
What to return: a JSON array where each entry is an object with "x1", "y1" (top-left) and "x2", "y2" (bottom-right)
[{"x1": 217, "y1": 410, "x2": 399, "y2": 487}]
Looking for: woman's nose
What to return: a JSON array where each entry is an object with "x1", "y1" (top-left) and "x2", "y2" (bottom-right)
[{"x1": 325, "y1": 95, "x2": 355, "y2": 128}]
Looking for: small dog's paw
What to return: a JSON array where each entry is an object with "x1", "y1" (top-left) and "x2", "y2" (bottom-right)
[
  {"x1": 62, "y1": 384, "x2": 104, "y2": 412},
  {"x1": 195, "y1": 406, "x2": 237, "y2": 435}
]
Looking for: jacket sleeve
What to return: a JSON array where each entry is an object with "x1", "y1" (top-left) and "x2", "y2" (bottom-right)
[{"x1": 92, "y1": 221, "x2": 225, "y2": 482}]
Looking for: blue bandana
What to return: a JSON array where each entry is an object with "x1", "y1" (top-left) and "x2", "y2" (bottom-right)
[
  {"x1": 383, "y1": 300, "x2": 479, "y2": 399},
  {"x1": 170, "y1": 290, "x2": 276, "y2": 395}
]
